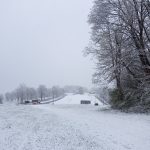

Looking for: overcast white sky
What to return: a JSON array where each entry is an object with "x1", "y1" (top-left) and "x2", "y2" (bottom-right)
[{"x1": 0, "y1": 0, "x2": 94, "y2": 93}]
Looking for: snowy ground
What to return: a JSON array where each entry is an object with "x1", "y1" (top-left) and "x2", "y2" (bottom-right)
[
  {"x1": 55, "y1": 93, "x2": 101, "y2": 105},
  {"x1": 0, "y1": 94, "x2": 150, "y2": 150}
]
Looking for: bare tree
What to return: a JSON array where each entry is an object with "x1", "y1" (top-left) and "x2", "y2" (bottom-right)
[
  {"x1": 37, "y1": 85, "x2": 47, "y2": 101},
  {"x1": 26, "y1": 87, "x2": 37, "y2": 100},
  {"x1": 5, "y1": 92, "x2": 12, "y2": 101},
  {"x1": 0, "y1": 94, "x2": 4, "y2": 104},
  {"x1": 15, "y1": 84, "x2": 27, "y2": 104}
]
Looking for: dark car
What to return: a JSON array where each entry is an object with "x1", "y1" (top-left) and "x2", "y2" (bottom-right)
[{"x1": 24, "y1": 101, "x2": 30, "y2": 104}]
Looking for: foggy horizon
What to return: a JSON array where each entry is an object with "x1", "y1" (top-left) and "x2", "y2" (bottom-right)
[{"x1": 0, "y1": 0, "x2": 94, "y2": 93}]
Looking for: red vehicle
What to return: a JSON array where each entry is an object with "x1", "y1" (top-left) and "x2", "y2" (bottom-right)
[{"x1": 32, "y1": 100, "x2": 40, "y2": 105}]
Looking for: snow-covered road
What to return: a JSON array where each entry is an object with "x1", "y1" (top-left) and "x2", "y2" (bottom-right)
[{"x1": 0, "y1": 102, "x2": 150, "y2": 150}]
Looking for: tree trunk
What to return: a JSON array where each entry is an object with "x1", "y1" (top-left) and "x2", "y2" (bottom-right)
[{"x1": 139, "y1": 48, "x2": 150, "y2": 76}]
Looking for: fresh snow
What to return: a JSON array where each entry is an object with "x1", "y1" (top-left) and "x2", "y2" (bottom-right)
[
  {"x1": 0, "y1": 94, "x2": 150, "y2": 150},
  {"x1": 55, "y1": 93, "x2": 102, "y2": 105}
]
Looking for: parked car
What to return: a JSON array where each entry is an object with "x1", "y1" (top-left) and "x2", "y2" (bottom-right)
[
  {"x1": 24, "y1": 101, "x2": 30, "y2": 104},
  {"x1": 32, "y1": 100, "x2": 40, "y2": 105},
  {"x1": 94, "y1": 103, "x2": 99, "y2": 106}
]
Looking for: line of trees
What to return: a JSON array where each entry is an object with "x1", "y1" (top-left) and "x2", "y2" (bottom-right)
[
  {"x1": 5, "y1": 84, "x2": 65, "y2": 104},
  {"x1": 4, "y1": 84, "x2": 88, "y2": 104},
  {"x1": 86, "y1": 0, "x2": 150, "y2": 111}
]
